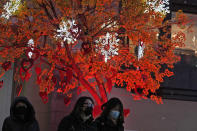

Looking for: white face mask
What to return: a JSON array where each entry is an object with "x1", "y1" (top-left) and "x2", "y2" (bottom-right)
[{"x1": 110, "y1": 110, "x2": 120, "y2": 120}]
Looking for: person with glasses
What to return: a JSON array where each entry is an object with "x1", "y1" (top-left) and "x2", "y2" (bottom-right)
[{"x1": 58, "y1": 96, "x2": 97, "y2": 131}]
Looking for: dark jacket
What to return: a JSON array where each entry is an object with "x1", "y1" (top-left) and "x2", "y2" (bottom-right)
[
  {"x1": 95, "y1": 117, "x2": 124, "y2": 131},
  {"x1": 58, "y1": 114, "x2": 97, "y2": 131},
  {"x1": 2, "y1": 96, "x2": 40, "y2": 131}
]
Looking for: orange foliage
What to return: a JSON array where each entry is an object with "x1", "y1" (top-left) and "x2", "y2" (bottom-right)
[{"x1": 0, "y1": 0, "x2": 189, "y2": 106}]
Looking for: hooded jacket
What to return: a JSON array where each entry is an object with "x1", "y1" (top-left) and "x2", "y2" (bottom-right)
[
  {"x1": 58, "y1": 114, "x2": 97, "y2": 131},
  {"x1": 94, "y1": 117, "x2": 124, "y2": 131},
  {"x1": 2, "y1": 96, "x2": 40, "y2": 131}
]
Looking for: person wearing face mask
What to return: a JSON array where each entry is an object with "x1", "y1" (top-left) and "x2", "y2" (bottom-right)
[
  {"x1": 2, "y1": 96, "x2": 40, "y2": 131},
  {"x1": 95, "y1": 97, "x2": 124, "y2": 131},
  {"x1": 58, "y1": 96, "x2": 97, "y2": 131}
]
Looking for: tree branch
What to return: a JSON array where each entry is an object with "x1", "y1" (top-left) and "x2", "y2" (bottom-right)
[
  {"x1": 64, "y1": 41, "x2": 102, "y2": 105},
  {"x1": 94, "y1": 73, "x2": 108, "y2": 103}
]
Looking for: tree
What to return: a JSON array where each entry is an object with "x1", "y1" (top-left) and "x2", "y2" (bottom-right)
[{"x1": 0, "y1": 0, "x2": 189, "y2": 115}]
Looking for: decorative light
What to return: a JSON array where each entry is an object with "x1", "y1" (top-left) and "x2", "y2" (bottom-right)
[
  {"x1": 27, "y1": 39, "x2": 34, "y2": 58},
  {"x1": 145, "y1": 0, "x2": 170, "y2": 15},
  {"x1": 138, "y1": 41, "x2": 145, "y2": 60},
  {"x1": 55, "y1": 19, "x2": 80, "y2": 46},
  {"x1": 193, "y1": 36, "x2": 196, "y2": 44},
  {"x1": 95, "y1": 32, "x2": 119, "y2": 62},
  {"x1": 1, "y1": 0, "x2": 21, "y2": 19}
]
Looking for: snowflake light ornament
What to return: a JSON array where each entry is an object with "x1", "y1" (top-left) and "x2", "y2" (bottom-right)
[
  {"x1": 56, "y1": 19, "x2": 80, "y2": 46},
  {"x1": 27, "y1": 39, "x2": 34, "y2": 58},
  {"x1": 145, "y1": 0, "x2": 170, "y2": 15},
  {"x1": 1, "y1": 0, "x2": 21, "y2": 19},
  {"x1": 95, "y1": 32, "x2": 119, "y2": 62},
  {"x1": 138, "y1": 41, "x2": 145, "y2": 60}
]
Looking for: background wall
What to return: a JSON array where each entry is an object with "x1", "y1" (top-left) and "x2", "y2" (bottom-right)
[
  {"x1": 1, "y1": 64, "x2": 197, "y2": 131},
  {"x1": 1, "y1": 73, "x2": 197, "y2": 131},
  {"x1": 0, "y1": 67, "x2": 14, "y2": 131},
  {"x1": 108, "y1": 88, "x2": 197, "y2": 131}
]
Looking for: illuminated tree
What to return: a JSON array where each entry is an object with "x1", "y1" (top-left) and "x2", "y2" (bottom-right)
[{"x1": 0, "y1": 0, "x2": 189, "y2": 115}]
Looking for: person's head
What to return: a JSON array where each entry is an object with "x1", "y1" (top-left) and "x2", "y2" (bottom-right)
[
  {"x1": 11, "y1": 96, "x2": 35, "y2": 122},
  {"x1": 71, "y1": 96, "x2": 94, "y2": 117},
  {"x1": 101, "y1": 97, "x2": 124, "y2": 125},
  {"x1": 14, "y1": 102, "x2": 28, "y2": 120}
]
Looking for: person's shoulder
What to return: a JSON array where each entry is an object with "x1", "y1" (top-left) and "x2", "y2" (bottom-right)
[
  {"x1": 2, "y1": 116, "x2": 12, "y2": 127},
  {"x1": 63, "y1": 114, "x2": 73, "y2": 120},
  {"x1": 58, "y1": 114, "x2": 75, "y2": 130},
  {"x1": 60, "y1": 114, "x2": 74, "y2": 123},
  {"x1": 94, "y1": 117, "x2": 105, "y2": 126},
  {"x1": 95, "y1": 116, "x2": 104, "y2": 122},
  {"x1": 3, "y1": 116, "x2": 12, "y2": 123}
]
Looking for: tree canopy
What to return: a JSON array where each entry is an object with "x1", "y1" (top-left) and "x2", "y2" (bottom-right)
[{"x1": 0, "y1": 0, "x2": 189, "y2": 112}]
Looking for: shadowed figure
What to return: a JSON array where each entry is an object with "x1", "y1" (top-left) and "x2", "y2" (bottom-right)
[
  {"x1": 95, "y1": 97, "x2": 124, "y2": 131},
  {"x1": 58, "y1": 96, "x2": 97, "y2": 131},
  {"x1": 2, "y1": 96, "x2": 40, "y2": 131}
]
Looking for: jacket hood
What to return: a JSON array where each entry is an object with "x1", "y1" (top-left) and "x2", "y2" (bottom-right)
[{"x1": 10, "y1": 96, "x2": 35, "y2": 121}]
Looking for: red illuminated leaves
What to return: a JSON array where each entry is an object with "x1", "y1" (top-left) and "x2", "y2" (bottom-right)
[
  {"x1": 64, "y1": 96, "x2": 71, "y2": 106},
  {"x1": 123, "y1": 109, "x2": 130, "y2": 117},
  {"x1": 39, "y1": 91, "x2": 48, "y2": 104},
  {"x1": 77, "y1": 86, "x2": 82, "y2": 95},
  {"x1": 21, "y1": 59, "x2": 34, "y2": 72},
  {"x1": 2, "y1": 61, "x2": 11, "y2": 71},
  {"x1": 0, "y1": 0, "x2": 189, "y2": 108},
  {"x1": 0, "y1": 80, "x2": 3, "y2": 89},
  {"x1": 35, "y1": 67, "x2": 42, "y2": 75},
  {"x1": 19, "y1": 68, "x2": 32, "y2": 81},
  {"x1": 175, "y1": 10, "x2": 189, "y2": 29}
]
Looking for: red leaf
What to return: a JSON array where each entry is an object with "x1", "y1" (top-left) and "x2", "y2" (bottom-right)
[
  {"x1": 35, "y1": 67, "x2": 41, "y2": 75},
  {"x1": 132, "y1": 94, "x2": 141, "y2": 100},
  {"x1": 57, "y1": 88, "x2": 63, "y2": 93},
  {"x1": 77, "y1": 86, "x2": 82, "y2": 95},
  {"x1": 39, "y1": 92, "x2": 48, "y2": 104},
  {"x1": 66, "y1": 69, "x2": 73, "y2": 84},
  {"x1": 60, "y1": 80, "x2": 67, "y2": 89},
  {"x1": 59, "y1": 70, "x2": 65, "y2": 80},
  {"x1": 36, "y1": 76, "x2": 41, "y2": 84},
  {"x1": 2, "y1": 61, "x2": 11, "y2": 71},
  {"x1": 0, "y1": 80, "x2": 3, "y2": 89},
  {"x1": 19, "y1": 68, "x2": 31, "y2": 81},
  {"x1": 124, "y1": 109, "x2": 130, "y2": 117},
  {"x1": 64, "y1": 97, "x2": 71, "y2": 106},
  {"x1": 52, "y1": 76, "x2": 57, "y2": 84},
  {"x1": 21, "y1": 59, "x2": 34, "y2": 72}
]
